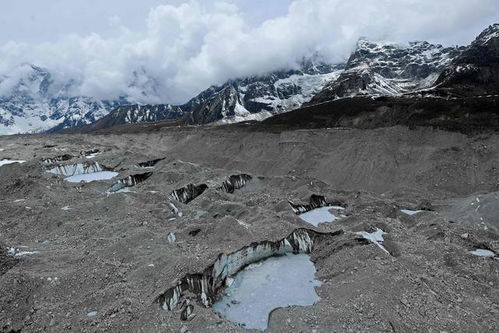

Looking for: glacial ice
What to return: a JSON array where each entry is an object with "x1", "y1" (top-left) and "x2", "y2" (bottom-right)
[
  {"x1": 213, "y1": 253, "x2": 321, "y2": 331},
  {"x1": 0, "y1": 159, "x2": 26, "y2": 167}
]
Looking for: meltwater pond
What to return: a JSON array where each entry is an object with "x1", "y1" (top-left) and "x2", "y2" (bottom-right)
[
  {"x1": 298, "y1": 206, "x2": 345, "y2": 226},
  {"x1": 213, "y1": 253, "x2": 321, "y2": 331}
]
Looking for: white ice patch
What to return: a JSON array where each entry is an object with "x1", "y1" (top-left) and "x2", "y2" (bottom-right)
[
  {"x1": 355, "y1": 228, "x2": 390, "y2": 254},
  {"x1": 167, "y1": 232, "x2": 176, "y2": 243},
  {"x1": 298, "y1": 206, "x2": 345, "y2": 227},
  {"x1": 469, "y1": 249, "x2": 497, "y2": 258},
  {"x1": 7, "y1": 247, "x2": 39, "y2": 257},
  {"x1": 85, "y1": 152, "x2": 101, "y2": 159},
  {"x1": 401, "y1": 209, "x2": 423, "y2": 216},
  {"x1": 65, "y1": 171, "x2": 118, "y2": 183},
  {"x1": 213, "y1": 253, "x2": 321, "y2": 331},
  {"x1": 0, "y1": 159, "x2": 26, "y2": 167}
]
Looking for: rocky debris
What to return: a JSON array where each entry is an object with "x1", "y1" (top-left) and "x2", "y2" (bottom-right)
[
  {"x1": 170, "y1": 184, "x2": 209, "y2": 204},
  {"x1": 41, "y1": 154, "x2": 73, "y2": 166},
  {"x1": 220, "y1": 174, "x2": 253, "y2": 193},
  {"x1": 1, "y1": 124, "x2": 499, "y2": 332}
]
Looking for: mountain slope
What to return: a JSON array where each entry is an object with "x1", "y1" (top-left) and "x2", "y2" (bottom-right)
[
  {"x1": 435, "y1": 24, "x2": 499, "y2": 96},
  {"x1": 0, "y1": 64, "x2": 130, "y2": 135}
]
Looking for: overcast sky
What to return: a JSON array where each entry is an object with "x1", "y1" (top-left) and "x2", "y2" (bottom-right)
[{"x1": 1, "y1": 0, "x2": 498, "y2": 104}]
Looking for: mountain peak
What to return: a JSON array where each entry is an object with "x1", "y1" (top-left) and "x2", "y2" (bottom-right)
[{"x1": 474, "y1": 23, "x2": 499, "y2": 46}]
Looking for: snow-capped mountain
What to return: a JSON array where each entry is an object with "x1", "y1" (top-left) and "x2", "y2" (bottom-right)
[
  {"x1": 0, "y1": 64, "x2": 129, "y2": 135},
  {"x1": 90, "y1": 59, "x2": 343, "y2": 129},
  {"x1": 307, "y1": 39, "x2": 464, "y2": 105}
]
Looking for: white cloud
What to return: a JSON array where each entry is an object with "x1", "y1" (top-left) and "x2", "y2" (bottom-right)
[{"x1": 0, "y1": 0, "x2": 498, "y2": 104}]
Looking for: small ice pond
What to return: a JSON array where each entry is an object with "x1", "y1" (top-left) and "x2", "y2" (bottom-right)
[
  {"x1": 213, "y1": 253, "x2": 321, "y2": 331},
  {"x1": 298, "y1": 206, "x2": 345, "y2": 226},
  {"x1": 401, "y1": 209, "x2": 423, "y2": 216},
  {"x1": 0, "y1": 159, "x2": 26, "y2": 167},
  {"x1": 470, "y1": 249, "x2": 497, "y2": 258}
]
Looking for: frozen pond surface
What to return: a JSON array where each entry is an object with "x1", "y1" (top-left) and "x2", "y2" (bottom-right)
[
  {"x1": 298, "y1": 206, "x2": 345, "y2": 226},
  {"x1": 65, "y1": 171, "x2": 118, "y2": 183},
  {"x1": 470, "y1": 249, "x2": 497, "y2": 257},
  {"x1": 0, "y1": 159, "x2": 26, "y2": 167},
  {"x1": 401, "y1": 209, "x2": 423, "y2": 216},
  {"x1": 213, "y1": 253, "x2": 321, "y2": 331}
]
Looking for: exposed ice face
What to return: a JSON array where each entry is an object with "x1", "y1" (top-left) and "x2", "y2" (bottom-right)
[
  {"x1": 221, "y1": 174, "x2": 252, "y2": 193},
  {"x1": 289, "y1": 195, "x2": 339, "y2": 215},
  {"x1": 470, "y1": 249, "x2": 497, "y2": 257},
  {"x1": 0, "y1": 159, "x2": 26, "y2": 167},
  {"x1": 401, "y1": 209, "x2": 423, "y2": 216},
  {"x1": 213, "y1": 253, "x2": 321, "y2": 331},
  {"x1": 48, "y1": 162, "x2": 103, "y2": 176},
  {"x1": 170, "y1": 184, "x2": 208, "y2": 204},
  {"x1": 298, "y1": 206, "x2": 345, "y2": 226},
  {"x1": 65, "y1": 171, "x2": 118, "y2": 183},
  {"x1": 108, "y1": 172, "x2": 153, "y2": 193}
]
